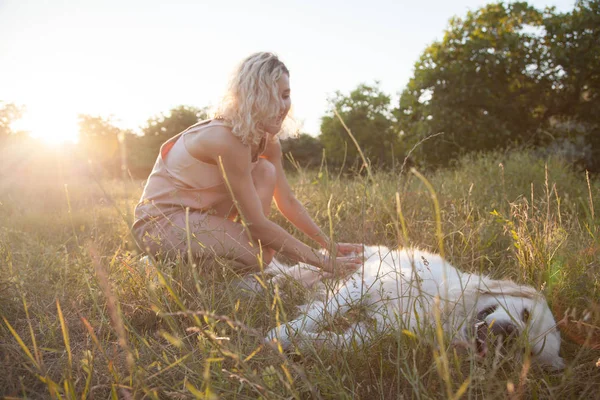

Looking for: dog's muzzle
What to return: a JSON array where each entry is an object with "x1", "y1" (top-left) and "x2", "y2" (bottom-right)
[{"x1": 474, "y1": 320, "x2": 520, "y2": 357}]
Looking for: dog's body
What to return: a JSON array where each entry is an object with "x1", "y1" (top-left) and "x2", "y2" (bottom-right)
[{"x1": 266, "y1": 246, "x2": 564, "y2": 370}]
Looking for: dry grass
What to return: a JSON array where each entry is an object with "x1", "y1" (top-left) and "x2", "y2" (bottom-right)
[{"x1": 1, "y1": 149, "x2": 599, "y2": 399}]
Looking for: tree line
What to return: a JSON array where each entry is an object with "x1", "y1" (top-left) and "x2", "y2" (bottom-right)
[{"x1": 1, "y1": 1, "x2": 598, "y2": 178}]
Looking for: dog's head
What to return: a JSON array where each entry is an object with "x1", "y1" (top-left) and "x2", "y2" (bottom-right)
[{"x1": 464, "y1": 279, "x2": 564, "y2": 370}]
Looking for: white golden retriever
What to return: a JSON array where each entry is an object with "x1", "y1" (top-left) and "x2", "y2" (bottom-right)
[{"x1": 265, "y1": 246, "x2": 565, "y2": 370}]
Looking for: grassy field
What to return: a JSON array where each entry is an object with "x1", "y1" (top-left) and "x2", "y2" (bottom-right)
[{"x1": 1, "y1": 149, "x2": 599, "y2": 399}]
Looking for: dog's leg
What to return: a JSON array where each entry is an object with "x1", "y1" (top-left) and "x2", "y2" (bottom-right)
[
  {"x1": 296, "y1": 310, "x2": 388, "y2": 350},
  {"x1": 266, "y1": 297, "x2": 348, "y2": 350},
  {"x1": 265, "y1": 300, "x2": 328, "y2": 349},
  {"x1": 266, "y1": 278, "x2": 372, "y2": 350},
  {"x1": 335, "y1": 309, "x2": 388, "y2": 348}
]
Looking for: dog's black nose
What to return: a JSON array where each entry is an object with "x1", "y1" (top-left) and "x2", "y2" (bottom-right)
[{"x1": 489, "y1": 321, "x2": 518, "y2": 340}]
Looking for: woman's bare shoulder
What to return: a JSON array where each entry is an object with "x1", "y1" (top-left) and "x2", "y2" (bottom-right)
[{"x1": 185, "y1": 123, "x2": 249, "y2": 163}]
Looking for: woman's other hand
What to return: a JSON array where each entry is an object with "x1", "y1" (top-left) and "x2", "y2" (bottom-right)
[
  {"x1": 335, "y1": 243, "x2": 364, "y2": 257},
  {"x1": 320, "y1": 254, "x2": 361, "y2": 278}
]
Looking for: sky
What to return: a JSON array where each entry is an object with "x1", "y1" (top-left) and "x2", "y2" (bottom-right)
[{"x1": 0, "y1": 0, "x2": 576, "y2": 143}]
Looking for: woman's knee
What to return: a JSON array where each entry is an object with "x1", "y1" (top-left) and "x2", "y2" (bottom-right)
[
  {"x1": 252, "y1": 158, "x2": 276, "y2": 189},
  {"x1": 252, "y1": 159, "x2": 276, "y2": 216}
]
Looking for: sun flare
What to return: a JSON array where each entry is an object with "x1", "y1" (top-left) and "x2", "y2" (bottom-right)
[{"x1": 12, "y1": 109, "x2": 80, "y2": 146}]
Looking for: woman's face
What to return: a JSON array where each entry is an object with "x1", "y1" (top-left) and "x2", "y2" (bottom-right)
[{"x1": 263, "y1": 73, "x2": 291, "y2": 135}]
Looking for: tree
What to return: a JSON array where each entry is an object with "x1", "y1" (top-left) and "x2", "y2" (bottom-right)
[
  {"x1": 396, "y1": 2, "x2": 554, "y2": 167},
  {"x1": 543, "y1": 0, "x2": 600, "y2": 170},
  {"x1": 127, "y1": 105, "x2": 209, "y2": 178},
  {"x1": 280, "y1": 133, "x2": 323, "y2": 170},
  {"x1": 141, "y1": 105, "x2": 208, "y2": 150},
  {"x1": 396, "y1": 1, "x2": 600, "y2": 170},
  {"x1": 78, "y1": 115, "x2": 127, "y2": 178},
  {"x1": 320, "y1": 83, "x2": 403, "y2": 170},
  {"x1": 544, "y1": 0, "x2": 599, "y2": 122}
]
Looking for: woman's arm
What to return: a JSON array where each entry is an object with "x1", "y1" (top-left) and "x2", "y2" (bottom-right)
[
  {"x1": 214, "y1": 131, "x2": 358, "y2": 273},
  {"x1": 263, "y1": 138, "x2": 362, "y2": 256}
]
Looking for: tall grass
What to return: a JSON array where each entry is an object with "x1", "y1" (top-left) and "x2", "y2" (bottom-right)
[{"x1": 1, "y1": 149, "x2": 599, "y2": 398}]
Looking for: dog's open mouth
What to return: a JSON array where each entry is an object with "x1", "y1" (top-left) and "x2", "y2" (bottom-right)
[{"x1": 472, "y1": 320, "x2": 520, "y2": 359}]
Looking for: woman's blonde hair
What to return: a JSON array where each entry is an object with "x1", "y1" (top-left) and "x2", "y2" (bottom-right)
[{"x1": 214, "y1": 52, "x2": 294, "y2": 145}]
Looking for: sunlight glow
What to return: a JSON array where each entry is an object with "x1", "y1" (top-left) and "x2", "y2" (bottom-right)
[{"x1": 12, "y1": 109, "x2": 79, "y2": 146}]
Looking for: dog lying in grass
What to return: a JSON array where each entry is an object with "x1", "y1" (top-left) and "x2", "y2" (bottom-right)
[{"x1": 265, "y1": 245, "x2": 565, "y2": 371}]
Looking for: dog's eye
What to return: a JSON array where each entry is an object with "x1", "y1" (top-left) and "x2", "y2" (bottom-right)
[
  {"x1": 477, "y1": 305, "x2": 497, "y2": 320},
  {"x1": 522, "y1": 309, "x2": 530, "y2": 323}
]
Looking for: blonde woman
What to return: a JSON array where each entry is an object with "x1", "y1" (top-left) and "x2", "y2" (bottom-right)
[{"x1": 133, "y1": 52, "x2": 362, "y2": 276}]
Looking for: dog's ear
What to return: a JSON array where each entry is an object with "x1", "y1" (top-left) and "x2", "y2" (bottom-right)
[{"x1": 477, "y1": 279, "x2": 540, "y2": 299}]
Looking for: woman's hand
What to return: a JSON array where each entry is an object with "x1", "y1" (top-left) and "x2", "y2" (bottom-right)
[
  {"x1": 335, "y1": 242, "x2": 364, "y2": 257},
  {"x1": 319, "y1": 254, "x2": 362, "y2": 278}
]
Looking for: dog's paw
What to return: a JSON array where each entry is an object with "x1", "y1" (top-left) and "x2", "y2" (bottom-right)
[{"x1": 265, "y1": 325, "x2": 294, "y2": 351}]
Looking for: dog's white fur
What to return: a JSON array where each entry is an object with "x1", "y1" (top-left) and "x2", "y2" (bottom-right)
[{"x1": 265, "y1": 246, "x2": 564, "y2": 370}]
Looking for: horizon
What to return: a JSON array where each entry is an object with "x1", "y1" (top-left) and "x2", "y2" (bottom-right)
[{"x1": 1, "y1": 0, "x2": 575, "y2": 144}]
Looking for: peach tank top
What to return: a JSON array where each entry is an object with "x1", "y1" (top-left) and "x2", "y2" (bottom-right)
[{"x1": 134, "y1": 119, "x2": 256, "y2": 225}]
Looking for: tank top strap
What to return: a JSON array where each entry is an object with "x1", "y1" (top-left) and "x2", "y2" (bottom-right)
[
  {"x1": 182, "y1": 118, "x2": 230, "y2": 136},
  {"x1": 210, "y1": 118, "x2": 229, "y2": 126},
  {"x1": 182, "y1": 119, "x2": 212, "y2": 134}
]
